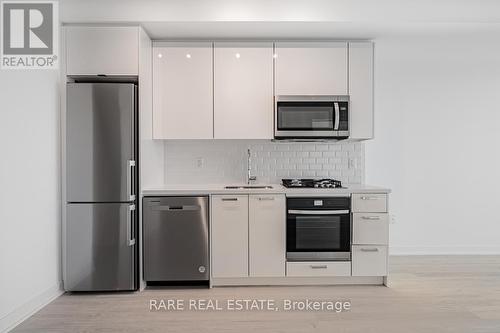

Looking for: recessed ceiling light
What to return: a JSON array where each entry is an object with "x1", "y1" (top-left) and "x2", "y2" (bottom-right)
[
  {"x1": 186, "y1": 54, "x2": 192, "y2": 59},
  {"x1": 235, "y1": 53, "x2": 241, "y2": 59},
  {"x1": 157, "y1": 53, "x2": 163, "y2": 58}
]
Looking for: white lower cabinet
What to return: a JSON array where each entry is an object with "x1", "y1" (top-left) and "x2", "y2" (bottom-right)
[
  {"x1": 249, "y1": 195, "x2": 286, "y2": 277},
  {"x1": 352, "y1": 213, "x2": 389, "y2": 245},
  {"x1": 351, "y1": 193, "x2": 390, "y2": 278},
  {"x1": 287, "y1": 262, "x2": 351, "y2": 277},
  {"x1": 352, "y1": 194, "x2": 388, "y2": 213},
  {"x1": 211, "y1": 192, "x2": 391, "y2": 282},
  {"x1": 352, "y1": 245, "x2": 388, "y2": 276},
  {"x1": 211, "y1": 195, "x2": 249, "y2": 278},
  {"x1": 211, "y1": 194, "x2": 286, "y2": 279}
]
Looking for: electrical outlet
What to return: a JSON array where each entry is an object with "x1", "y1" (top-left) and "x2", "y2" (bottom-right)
[
  {"x1": 390, "y1": 214, "x2": 397, "y2": 224},
  {"x1": 196, "y1": 157, "x2": 204, "y2": 168},
  {"x1": 348, "y1": 158, "x2": 357, "y2": 169}
]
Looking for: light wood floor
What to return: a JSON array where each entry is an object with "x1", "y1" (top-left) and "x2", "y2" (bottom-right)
[{"x1": 13, "y1": 256, "x2": 500, "y2": 333}]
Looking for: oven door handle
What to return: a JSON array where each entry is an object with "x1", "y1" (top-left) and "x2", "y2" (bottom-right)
[{"x1": 288, "y1": 209, "x2": 350, "y2": 215}]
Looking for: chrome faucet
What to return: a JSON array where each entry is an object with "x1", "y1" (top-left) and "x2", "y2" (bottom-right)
[{"x1": 247, "y1": 148, "x2": 257, "y2": 185}]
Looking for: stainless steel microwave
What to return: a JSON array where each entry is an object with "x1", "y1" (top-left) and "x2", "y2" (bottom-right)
[{"x1": 274, "y1": 95, "x2": 349, "y2": 139}]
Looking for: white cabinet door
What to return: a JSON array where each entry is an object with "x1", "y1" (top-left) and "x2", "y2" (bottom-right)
[
  {"x1": 286, "y1": 262, "x2": 351, "y2": 277},
  {"x1": 249, "y1": 195, "x2": 286, "y2": 277},
  {"x1": 66, "y1": 26, "x2": 138, "y2": 76},
  {"x1": 152, "y1": 42, "x2": 213, "y2": 139},
  {"x1": 214, "y1": 42, "x2": 274, "y2": 139},
  {"x1": 352, "y1": 213, "x2": 389, "y2": 245},
  {"x1": 352, "y1": 194, "x2": 388, "y2": 213},
  {"x1": 349, "y1": 42, "x2": 374, "y2": 139},
  {"x1": 275, "y1": 42, "x2": 348, "y2": 95},
  {"x1": 211, "y1": 195, "x2": 249, "y2": 278},
  {"x1": 352, "y1": 245, "x2": 388, "y2": 276}
]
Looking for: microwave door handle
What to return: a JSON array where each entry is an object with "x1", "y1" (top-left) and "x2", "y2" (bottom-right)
[{"x1": 334, "y1": 102, "x2": 340, "y2": 130}]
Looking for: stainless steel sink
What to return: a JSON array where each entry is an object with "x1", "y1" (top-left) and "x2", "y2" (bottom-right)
[{"x1": 224, "y1": 185, "x2": 273, "y2": 190}]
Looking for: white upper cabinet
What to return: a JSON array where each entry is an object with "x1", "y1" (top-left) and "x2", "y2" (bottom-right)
[
  {"x1": 152, "y1": 42, "x2": 213, "y2": 139},
  {"x1": 249, "y1": 195, "x2": 286, "y2": 277},
  {"x1": 214, "y1": 42, "x2": 274, "y2": 139},
  {"x1": 66, "y1": 26, "x2": 139, "y2": 76},
  {"x1": 349, "y1": 42, "x2": 374, "y2": 140},
  {"x1": 275, "y1": 42, "x2": 348, "y2": 96}
]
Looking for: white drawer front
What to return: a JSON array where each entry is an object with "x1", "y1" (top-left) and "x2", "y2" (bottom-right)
[
  {"x1": 286, "y1": 262, "x2": 351, "y2": 277},
  {"x1": 352, "y1": 194, "x2": 387, "y2": 212},
  {"x1": 352, "y1": 245, "x2": 388, "y2": 276},
  {"x1": 353, "y1": 213, "x2": 389, "y2": 245}
]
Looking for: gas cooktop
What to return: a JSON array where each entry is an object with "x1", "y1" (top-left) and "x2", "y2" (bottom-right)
[{"x1": 282, "y1": 178, "x2": 343, "y2": 189}]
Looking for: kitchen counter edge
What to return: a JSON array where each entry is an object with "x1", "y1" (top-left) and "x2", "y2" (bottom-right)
[{"x1": 141, "y1": 184, "x2": 391, "y2": 197}]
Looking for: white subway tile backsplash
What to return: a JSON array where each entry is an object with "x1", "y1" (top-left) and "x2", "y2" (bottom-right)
[
  {"x1": 328, "y1": 144, "x2": 342, "y2": 151},
  {"x1": 316, "y1": 171, "x2": 330, "y2": 177},
  {"x1": 336, "y1": 151, "x2": 349, "y2": 157},
  {"x1": 296, "y1": 152, "x2": 309, "y2": 157},
  {"x1": 309, "y1": 151, "x2": 322, "y2": 158},
  {"x1": 164, "y1": 140, "x2": 364, "y2": 185},
  {"x1": 301, "y1": 144, "x2": 316, "y2": 151},
  {"x1": 315, "y1": 145, "x2": 329, "y2": 151},
  {"x1": 342, "y1": 144, "x2": 355, "y2": 152},
  {"x1": 329, "y1": 157, "x2": 342, "y2": 164}
]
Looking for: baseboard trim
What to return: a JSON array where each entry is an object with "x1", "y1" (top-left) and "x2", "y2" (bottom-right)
[
  {"x1": 212, "y1": 276, "x2": 384, "y2": 286},
  {"x1": 390, "y1": 246, "x2": 500, "y2": 255},
  {"x1": 0, "y1": 282, "x2": 63, "y2": 333}
]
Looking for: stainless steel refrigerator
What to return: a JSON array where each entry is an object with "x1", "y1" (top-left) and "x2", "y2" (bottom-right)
[{"x1": 65, "y1": 82, "x2": 138, "y2": 291}]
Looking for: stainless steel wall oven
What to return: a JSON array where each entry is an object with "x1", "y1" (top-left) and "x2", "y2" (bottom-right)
[{"x1": 286, "y1": 197, "x2": 351, "y2": 261}]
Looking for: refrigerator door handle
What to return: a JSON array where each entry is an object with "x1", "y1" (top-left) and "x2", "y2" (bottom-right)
[
  {"x1": 127, "y1": 160, "x2": 136, "y2": 201},
  {"x1": 127, "y1": 204, "x2": 136, "y2": 246},
  {"x1": 334, "y1": 102, "x2": 340, "y2": 130}
]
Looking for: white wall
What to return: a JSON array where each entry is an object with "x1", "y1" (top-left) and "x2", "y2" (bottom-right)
[
  {"x1": 366, "y1": 36, "x2": 500, "y2": 254},
  {"x1": 0, "y1": 70, "x2": 62, "y2": 331}
]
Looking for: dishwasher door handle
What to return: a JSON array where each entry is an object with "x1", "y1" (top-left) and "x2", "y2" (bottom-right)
[{"x1": 151, "y1": 205, "x2": 201, "y2": 211}]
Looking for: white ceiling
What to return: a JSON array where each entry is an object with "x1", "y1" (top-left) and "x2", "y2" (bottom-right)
[
  {"x1": 60, "y1": 0, "x2": 500, "y2": 39},
  {"x1": 139, "y1": 21, "x2": 500, "y2": 40}
]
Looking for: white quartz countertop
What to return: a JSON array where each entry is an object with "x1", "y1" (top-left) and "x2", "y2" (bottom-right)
[{"x1": 141, "y1": 184, "x2": 391, "y2": 196}]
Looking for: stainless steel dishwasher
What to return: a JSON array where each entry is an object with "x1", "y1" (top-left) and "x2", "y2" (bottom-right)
[{"x1": 143, "y1": 196, "x2": 209, "y2": 282}]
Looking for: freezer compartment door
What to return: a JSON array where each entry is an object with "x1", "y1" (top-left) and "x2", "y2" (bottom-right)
[
  {"x1": 66, "y1": 83, "x2": 136, "y2": 202},
  {"x1": 65, "y1": 203, "x2": 137, "y2": 291},
  {"x1": 144, "y1": 197, "x2": 209, "y2": 281}
]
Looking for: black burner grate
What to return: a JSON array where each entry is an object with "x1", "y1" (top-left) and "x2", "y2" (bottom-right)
[{"x1": 282, "y1": 178, "x2": 343, "y2": 188}]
